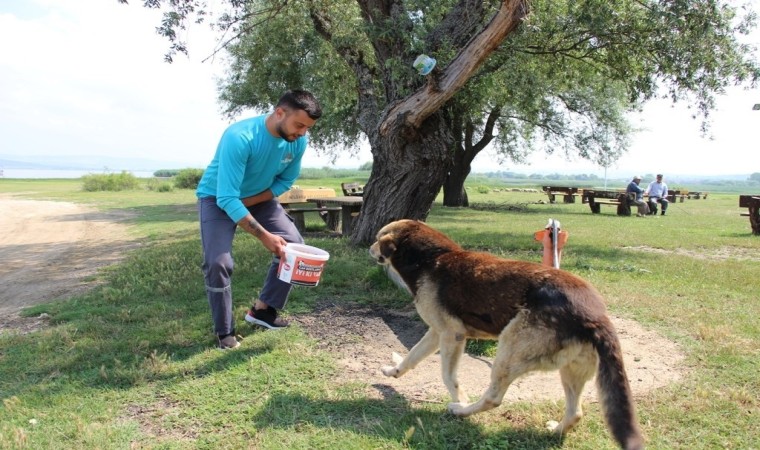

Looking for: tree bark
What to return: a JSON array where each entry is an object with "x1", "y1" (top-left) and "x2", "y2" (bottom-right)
[
  {"x1": 442, "y1": 106, "x2": 500, "y2": 207},
  {"x1": 443, "y1": 163, "x2": 471, "y2": 207},
  {"x1": 350, "y1": 112, "x2": 454, "y2": 245}
]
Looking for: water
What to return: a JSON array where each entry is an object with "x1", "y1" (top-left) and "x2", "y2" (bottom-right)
[{"x1": 0, "y1": 169, "x2": 157, "y2": 179}]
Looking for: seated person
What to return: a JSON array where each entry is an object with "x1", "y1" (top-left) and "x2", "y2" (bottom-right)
[
  {"x1": 645, "y1": 174, "x2": 669, "y2": 216},
  {"x1": 626, "y1": 175, "x2": 650, "y2": 217}
]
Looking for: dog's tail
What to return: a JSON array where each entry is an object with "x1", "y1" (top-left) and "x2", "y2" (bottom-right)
[{"x1": 591, "y1": 319, "x2": 645, "y2": 450}]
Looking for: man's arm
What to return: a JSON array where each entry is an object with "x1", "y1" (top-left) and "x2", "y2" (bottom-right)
[{"x1": 237, "y1": 213, "x2": 287, "y2": 258}]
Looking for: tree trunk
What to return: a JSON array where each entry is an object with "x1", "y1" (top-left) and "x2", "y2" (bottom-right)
[
  {"x1": 350, "y1": 113, "x2": 453, "y2": 245},
  {"x1": 442, "y1": 161, "x2": 471, "y2": 207}
]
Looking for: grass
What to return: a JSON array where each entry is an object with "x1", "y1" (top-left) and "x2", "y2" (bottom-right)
[{"x1": 1, "y1": 178, "x2": 759, "y2": 449}]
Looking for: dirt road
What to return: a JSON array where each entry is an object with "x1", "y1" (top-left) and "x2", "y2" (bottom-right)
[{"x1": 0, "y1": 195, "x2": 138, "y2": 332}]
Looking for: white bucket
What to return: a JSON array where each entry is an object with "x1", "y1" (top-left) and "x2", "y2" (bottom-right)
[{"x1": 277, "y1": 243, "x2": 330, "y2": 286}]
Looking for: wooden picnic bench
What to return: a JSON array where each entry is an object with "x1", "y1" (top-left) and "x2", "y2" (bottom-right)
[
  {"x1": 686, "y1": 191, "x2": 708, "y2": 199},
  {"x1": 542, "y1": 186, "x2": 580, "y2": 203},
  {"x1": 739, "y1": 195, "x2": 760, "y2": 235},
  {"x1": 277, "y1": 187, "x2": 342, "y2": 232},
  {"x1": 582, "y1": 189, "x2": 635, "y2": 215},
  {"x1": 341, "y1": 182, "x2": 365, "y2": 197},
  {"x1": 308, "y1": 196, "x2": 364, "y2": 235},
  {"x1": 667, "y1": 189, "x2": 686, "y2": 203}
]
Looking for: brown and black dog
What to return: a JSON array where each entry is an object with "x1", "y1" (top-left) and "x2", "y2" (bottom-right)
[{"x1": 369, "y1": 220, "x2": 644, "y2": 450}]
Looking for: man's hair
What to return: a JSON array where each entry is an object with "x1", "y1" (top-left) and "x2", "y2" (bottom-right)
[
  {"x1": 277, "y1": 89, "x2": 322, "y2": 120},
  {"x1": 656, "y1": 174, "x2": 663, "y2": 178}
]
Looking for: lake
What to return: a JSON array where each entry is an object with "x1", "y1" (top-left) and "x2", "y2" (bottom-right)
[{"x1": 0, "y1": 169, "x2": 157, "y2": 179}]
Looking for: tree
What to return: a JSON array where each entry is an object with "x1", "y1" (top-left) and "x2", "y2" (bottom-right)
[
  {"x1": 749, "y1": 172, "x2": 760, "y2": 182},
  {"x1": 122, "y1": 0, "x2": 759, "y2": 244}
]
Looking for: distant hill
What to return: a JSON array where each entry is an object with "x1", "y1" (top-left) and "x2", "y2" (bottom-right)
[{"x1": 0, "y1": 155, "x2": 191, "y2": 172}]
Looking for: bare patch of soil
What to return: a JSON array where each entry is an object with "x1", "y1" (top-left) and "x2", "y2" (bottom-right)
[
  {"x1": 0, "y1": 195, "x2": 139, "y2": 334},
  {"x1": 623, "y1": 245, "x2": 760, "y2": 262},
  {"x1": 294, "y1": 300, "x2": 686, "y2": 404}
]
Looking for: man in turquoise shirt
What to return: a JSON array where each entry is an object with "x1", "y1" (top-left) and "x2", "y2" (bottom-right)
[{"x1": 196, "y1": 90, "x2": 322, "y2": 349}]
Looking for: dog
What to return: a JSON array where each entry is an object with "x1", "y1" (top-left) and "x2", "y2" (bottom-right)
[{"x1": 369, "y1": 220, "x2": 644, "y2": 450}]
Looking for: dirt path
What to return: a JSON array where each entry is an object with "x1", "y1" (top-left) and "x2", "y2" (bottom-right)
[
  {"x1": 0, "y1": 195, "x2": 686, "y2": 404},
  {"x1": 0, "y1": 195, "x2": 138, "y2": 333},
  {"x1": 295, "y1": 301, "x2": 685, "y2": 404}
]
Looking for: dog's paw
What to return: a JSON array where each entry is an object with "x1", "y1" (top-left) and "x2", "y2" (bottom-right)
[
  {"x1": 447, "y1": 402, "x2": 470, "y2": 417},
  {"x1": 380, "y1": 352, "x2": 404, "y2": 377},
  {"x1": 381, "y1": 365, "x2": 400, "y2": 377},
  {"x1": 545, "y1": 420, "x2": 560, "y2": 433}
]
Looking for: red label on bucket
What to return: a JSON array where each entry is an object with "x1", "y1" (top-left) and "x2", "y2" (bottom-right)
[{"x1": 277, "y1": 244, "x2": 330, "y2": 286}]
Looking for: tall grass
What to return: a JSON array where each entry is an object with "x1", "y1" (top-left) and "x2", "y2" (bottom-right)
[{"x1": 0, "y1": 178, "x2": 758, "y2": 449}]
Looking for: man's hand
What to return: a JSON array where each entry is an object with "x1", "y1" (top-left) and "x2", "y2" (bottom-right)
[{"x1": 259, "y1": 231, "x2": 287, "y2": 258}]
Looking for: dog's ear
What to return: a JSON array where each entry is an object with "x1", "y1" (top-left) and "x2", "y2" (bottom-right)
[{"x1": 379, "y1": 237, "x2": 397, "y2": 260}]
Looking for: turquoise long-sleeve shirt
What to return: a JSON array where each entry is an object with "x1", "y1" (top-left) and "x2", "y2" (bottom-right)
[{"x1": 196, "y1": 115, "x2": 306, "y2": 223}]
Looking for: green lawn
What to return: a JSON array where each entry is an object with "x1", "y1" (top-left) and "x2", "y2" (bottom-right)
[{"x1": 0, "y1": 178, "x2": 758, "y2": 449}]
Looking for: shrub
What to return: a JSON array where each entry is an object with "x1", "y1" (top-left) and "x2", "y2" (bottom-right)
[
  {"x1": 173, "y1": 168, "x2": 205, "y2": 189},
  {"x1": 81, "y1": 172, "x2": 140, "y2": 192},
  {"x1": 145, "y1": 178, "x2": 175, "y2": 192},
  {"x1": 476, "y1": 185, "x2": 490, "y2": 194},
  {"x1": 153, "y1": 169, "x2": 180, "y2": 177}
]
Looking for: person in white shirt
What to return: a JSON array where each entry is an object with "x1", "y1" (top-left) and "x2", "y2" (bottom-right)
[{"x1": 645, "y1": 174, "x2": 669, "y2": 216}]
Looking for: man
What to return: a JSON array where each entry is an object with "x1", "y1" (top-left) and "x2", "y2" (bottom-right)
[
  {"x1": 645, "y1": 174, "x2": 669, "y2": 216},
  {"x1": 196, "y1": 90, "x2": 322, "y2": 349},
  {"x1": 626, "y1": 175, "x2": 649, "y2": 217}
]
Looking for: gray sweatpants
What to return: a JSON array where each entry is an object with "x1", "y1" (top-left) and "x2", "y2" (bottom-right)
[{"x1": 198, "y1": 197, "x2": 304, "y2": 336}]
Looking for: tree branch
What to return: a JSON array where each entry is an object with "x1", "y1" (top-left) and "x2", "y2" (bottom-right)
[
  {"x1": 425, "y1": 0, "x2": 488, "y2": 52},
  {"x1": 380, "y1": 0, "x2": 529, "y2": 136},
  {"x1": 471, "y1": 106, "x2": 501, "y2": 153},
  {"x1": 357, "y1": 0, "x2": 414, "y2": 101},
  {"x1": 308, "y1": 4, "x2": 380, "y2": 135}
]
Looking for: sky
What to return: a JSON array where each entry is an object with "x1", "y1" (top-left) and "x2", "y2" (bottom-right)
[{"x1": 1, "y1": 0, "x2": 759, "y2": 179}]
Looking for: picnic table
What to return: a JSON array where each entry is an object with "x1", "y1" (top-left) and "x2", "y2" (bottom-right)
[
  {"x1": 341, "y1": 182, "x2": 365, "y2": 197},
  {"x1": 276, "y1": 188, "x2": 341, "y2": 232},
  {"x1": 667, "y1": 189, "x2": 686, "y2": 203},
  {"x1": 307, "y1": 196, "x2": 363, "y2": 235},
  {"x1": 542, "y1": 186, "x2": 580, "y2": 203},
  {"x1": 686, "y1": 191, "x2": 708, "y2": 199},
  {"x1": 582, "y1": 189, "x2": 634, "y2": 215},
  {"x1": 739, "y1": 195, "x2": 760, "y2": 235}
]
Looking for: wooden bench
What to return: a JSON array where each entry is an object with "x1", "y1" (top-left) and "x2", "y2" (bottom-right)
[
  {"x1": 667, "y1": 189, "x2": 686, "y2": 203},
  {"x1": 686, "y1": 191, "x2": 707, "y2": 199},
  {"x1": 582, "y1": 190, "x2": 635, "y2": 215},
  {"x1": 309, "y1": 196, "x2": 364, "y2": 235},
  {"x1": 341, "y1": 182, "x2": 364, "y2": 197},
  {"x1": 542, "y1": 186, "x2": 580, "y2": 203},
  {"x1": 739, "y1": 195, "x2": 760, "y2": 235},
  {"x1": 278, "y1": 187, "x2": 342, "y2": 232}
]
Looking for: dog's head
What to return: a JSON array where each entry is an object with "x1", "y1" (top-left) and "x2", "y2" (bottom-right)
[
  {"x1": 369, "y1": 220, "x2": 462, "y2": 295},
  {"x1": 369, "y1": 220, "x2": 420, "y2": 295},
  {"x1": 369, "y1": 219, "x2": 421, "y2": 265},
  {"x1": 369, "y1": 220, "x2": 401, "y2": 265},
  {"x1": 369, "y1": 219, "x2": 461, "y2": 263}
]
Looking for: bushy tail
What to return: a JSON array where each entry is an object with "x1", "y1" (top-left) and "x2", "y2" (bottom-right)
[{"x1": 592, "y1": 320, "x2": 645, "y2": 450}]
